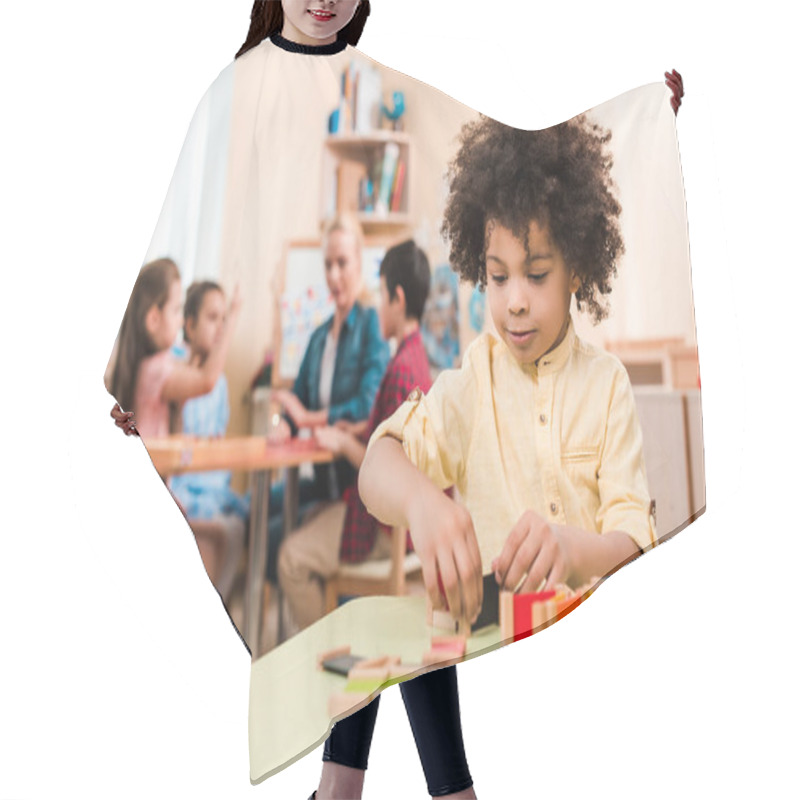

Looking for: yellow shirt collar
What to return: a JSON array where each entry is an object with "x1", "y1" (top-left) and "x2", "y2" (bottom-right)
[{"x1": 515, "y1": 316, "x2": 576, "y2": 377}]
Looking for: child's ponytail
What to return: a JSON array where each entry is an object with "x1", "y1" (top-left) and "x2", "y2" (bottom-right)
[{"x1": 110, "y1": 258, "x2": 180, "y2": 413}]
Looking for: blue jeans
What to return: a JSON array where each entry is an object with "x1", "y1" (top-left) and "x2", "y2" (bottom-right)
[{"x1": 323, "y1": 666, "x2": 473, "y2": 797}]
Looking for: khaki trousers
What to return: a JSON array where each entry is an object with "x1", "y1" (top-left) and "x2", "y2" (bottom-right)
[{"x1": 277, "y1": 501, "x2": 392, "y2": 631}]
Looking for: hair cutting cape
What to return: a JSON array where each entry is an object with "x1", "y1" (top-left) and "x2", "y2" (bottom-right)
[{"x1": 106, "y1": 35, "x2": 702, "y2": 784}]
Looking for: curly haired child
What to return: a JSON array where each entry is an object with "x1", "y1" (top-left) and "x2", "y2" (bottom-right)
[{"x1": 360, "y1": 112, "x2": 657, "y2": 627}]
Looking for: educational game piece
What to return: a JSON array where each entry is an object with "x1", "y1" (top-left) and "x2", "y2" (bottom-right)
[
  {"x1": 422, "y1": 632, "x2": 468, "y2": 666},
  {"x1": 323, "y1": 653, "x2": 366, "y2": 677},
  {"x1": 387, "y1": 662, "x2": 422, "y2": 680},
  {"x1": 347, "y1": 664, "x2": 390, "y2": 681},
  {"x1": 422, "y1": 648, "x2": 465, "y2": 666},
  {"x1": 500, "y1": 590, "x2": 515, "y2": 641},
  {"x1": 472, "y1": 572, "x2": 501, "y2": 631},
  {"x1": 428, "y1": 571, "x2": 500, "y2": 636},
  {"x1": 347, "y1": 655, "x2": 397, "y2": 682},
  {"x1": 431, "y1": 635, "x2": 467, "y2": 653},
  {"x1": 344, "y1": 677, "x2": 386, "y2": 695},
  {"x1": 498, "y1": 581, "x2": 601, "y2": 643},
  {"x1": 317, "y1": 645, "x2": 352, "y2": 670},
  {"x1": 429, "y1": 605, "x2": 457, "y2": 631}
]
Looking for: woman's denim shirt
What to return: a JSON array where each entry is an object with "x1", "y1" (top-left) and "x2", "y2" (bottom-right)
[{"x1": 292, "y1": 301, "x2": 390, "y2": 499}]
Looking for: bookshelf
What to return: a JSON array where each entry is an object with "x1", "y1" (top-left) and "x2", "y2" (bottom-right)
[{"x1": 321, "y1": 131, "x2": 412, "y2": 231}]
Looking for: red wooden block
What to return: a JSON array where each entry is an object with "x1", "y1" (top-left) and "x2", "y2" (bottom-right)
[{"x1": 431, "y1": 635, "x2": 467, "y2": 656}]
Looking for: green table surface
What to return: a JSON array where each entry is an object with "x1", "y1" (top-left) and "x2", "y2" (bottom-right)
[{"x1": 248, "y1": 595, "x2": 507, "y2": 783}]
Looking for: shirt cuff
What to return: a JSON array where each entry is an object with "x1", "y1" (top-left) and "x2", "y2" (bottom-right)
[{"x1": 601, "y1": 511, "x2": 657, "y2": 553}]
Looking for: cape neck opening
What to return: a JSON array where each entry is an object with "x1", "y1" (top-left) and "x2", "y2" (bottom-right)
[{"x1": 269, "y1": 32, "x2": 348, "y2": 55}]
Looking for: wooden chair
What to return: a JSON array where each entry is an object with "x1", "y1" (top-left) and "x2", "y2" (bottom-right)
[{"x1": 324, "y1": 526, "x2": 422, "y2": 614}]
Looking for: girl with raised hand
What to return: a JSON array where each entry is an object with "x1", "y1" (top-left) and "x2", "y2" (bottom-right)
[{"x1": 108, "y1": 258, "x2": 240, "y2": 440}]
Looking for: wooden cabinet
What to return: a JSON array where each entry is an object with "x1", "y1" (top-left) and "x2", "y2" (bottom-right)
[{"x1": 633, "y1": 387, "x2": 705, "y2": 541}]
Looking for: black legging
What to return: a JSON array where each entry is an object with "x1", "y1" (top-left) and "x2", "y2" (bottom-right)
[{"x1": 323, "y1": 665, "x2": 473, "y2": 797}]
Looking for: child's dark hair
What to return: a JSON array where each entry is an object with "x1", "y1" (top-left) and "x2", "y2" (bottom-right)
[
  {"x1": 110, "y1": 258, "x2": 180, "y2": 413},
  {"x1": 183, "y1": 280, "x2": 224, "y2": 342},
  {"x1": 380, "y1": 240, "x2": 431, "y2": 322},
  {"x1": 236, "y1": 1, "x2": 371, "y2": 59},
  {"x1": 441, "y1": 115, "x2": 623, "y2": 323}
]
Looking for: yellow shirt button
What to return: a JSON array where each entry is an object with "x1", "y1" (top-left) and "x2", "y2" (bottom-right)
[
  {"x1": 539, "y1": 414, "x2": 547, "y2": 424},
  {"x1": 550, "y1": 502, "x2": 558, "y2": 515},
  {"x1": 406, "y1": 387, "x2": 422, "y2": 403}
]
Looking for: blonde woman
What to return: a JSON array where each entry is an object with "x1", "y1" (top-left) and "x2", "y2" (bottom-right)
[{"x1": 267, "y1": 212, "x2": 390, "y2": 582}]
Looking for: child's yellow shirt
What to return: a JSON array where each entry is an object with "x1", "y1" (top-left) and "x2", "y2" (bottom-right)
[{"x1": 368, "y1": 319, "x2": 656, "y2": 572}]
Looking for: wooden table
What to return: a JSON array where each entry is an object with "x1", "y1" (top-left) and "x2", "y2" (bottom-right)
[
  {"x1": 249, "y1": 594, "x2": 505, "y2": 783},
  {"x1": 148, "y1": 435, "x2": 334, "y2": 656}
]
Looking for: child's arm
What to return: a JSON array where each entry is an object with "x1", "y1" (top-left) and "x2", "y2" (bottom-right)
[
  {"x1": 313, "y1": 425, "x2": 366, "y2": 469},
  {"x1": 274, "y1": 389, "x2": 328, "y2": 430},
  {"x1": 162, "y1": 287, "x2": 242, "y2": 404},
  {"x1": 334, "y1": 418, "x2": 369, "y2": 438},
  {"x1": 491, "y1": 510, "x2": 640, "y2": 593},
  {"x1": 360, "y1": 436, "x2": 483, "y2": 625}
]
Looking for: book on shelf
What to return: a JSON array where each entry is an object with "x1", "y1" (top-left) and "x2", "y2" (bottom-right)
[
  {"x1": 359, "y1": 176, "x2": 374, "y2": 212},
  {"x1": 354, "y1": 63, "x2": 382, "y2": 133},
  {"x1": 330, "y1": 61, "x2": 383, "y2": 135},
  {"x1": 375, "y1": 142, "x2": 400, "y2": 216},
  {"x1": 390, "y1": 159, "x2": 406, "y2": 213}
]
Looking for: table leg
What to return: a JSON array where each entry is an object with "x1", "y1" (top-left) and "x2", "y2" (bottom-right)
[
  {"x1": 245, "y1": 469, "x2": 271, "y2": 658},
  {"x1": 277, "y1": 466, "x2": 300, "y2": 644}
]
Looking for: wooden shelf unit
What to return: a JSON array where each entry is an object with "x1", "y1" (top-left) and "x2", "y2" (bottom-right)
[{"x1": 321, "y1": 131, "x2": 412, "y2": 231}]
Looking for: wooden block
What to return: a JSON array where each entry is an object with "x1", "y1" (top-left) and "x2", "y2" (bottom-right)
[
  {"x1": 473, "y1": 573, "x2": 500, "y2": 631},
  {"x1": 388, "y1": 663, "x2": 421, "y2": 680},
  {"x1": 354, "y1": 655, "x2": 395, "y2": 670},
  {"x1": 514, "y1": 593, "x2": 535, "y2": 641},
  {"x1": 431, "y1": 635, "x2": 467, "y2": 655},
  {"x1": 430, "y1": 608, "x2": 459, "y2": 632},
  {"x1": 516, "y1": 591, "x2": 555, "y2": 637},
  {"x1": 328, "y1": 691, "x2": 370, "y2": 719},
  {"x1": 422, "y1": 648, "x2": 464, "y2": 666},
  {"x1": 525, "y1": 590, "x2": 557, "y2": 603},
  {"x1": 556, "y1": 592, "x2": 581, "y2": 617},
  {"x1": 317, "y1": 645, "x2": 350, "y2": 670},
  {"x1": 344, "y1": 677, "x2": 385, "y2": 694},
  {"x1": 500, "y1": 591, "x2": 515, "y2": 641},
  {"x1": 348, "y1": 665, "x2": 390, "y2": 682},
  {"x1": 543, "y1": 599, "x2": 557, "y2": 627}
]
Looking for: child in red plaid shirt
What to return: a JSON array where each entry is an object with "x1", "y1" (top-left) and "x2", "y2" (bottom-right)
[{"x1": 277, "y1": 239, "x2": 433, "y2": 630}]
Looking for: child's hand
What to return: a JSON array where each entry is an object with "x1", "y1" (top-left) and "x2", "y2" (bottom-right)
[
  {"x1": 313, "y1": 425, "x2": 346, "y2": 454},
  {"x1": 334, "y1": 418, "x2": 368, "y2": 437},
  {"x1": 274, "y1": 389, "x2": 308, "y2": 428},
  {"x1": 267, "y1": 417, "x2": 291, "y2": 444},
  {"x1": 228, "y1": 283, "x2": 243, "y2": 316},
  {"x1": 110, "y1": 403, "x2": 139, "y2": 437},
  {"x1": 407, "y1": 488, "x2": 483, "y2": 625},
  {"x1": 492, "y1": 510, "x2": 571, "y2": 593}
]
